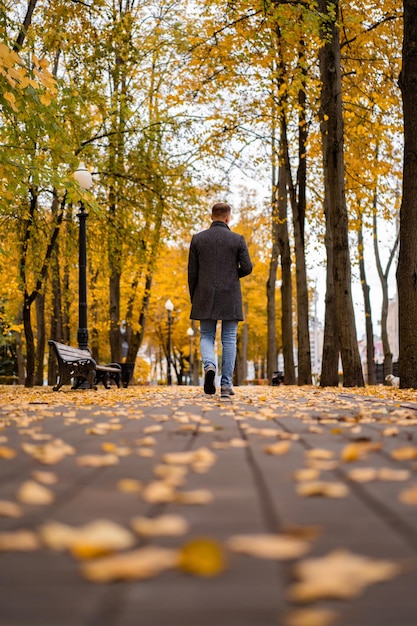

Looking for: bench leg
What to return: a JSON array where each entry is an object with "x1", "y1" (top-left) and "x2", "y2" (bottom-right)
[{"x1": 53, "y1": 365, "x2": 70, "y2": 391}]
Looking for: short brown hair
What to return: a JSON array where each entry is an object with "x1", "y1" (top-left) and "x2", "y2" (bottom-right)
[{"x1": 211, "y1": 202, "x2": 231, "y2": 219}]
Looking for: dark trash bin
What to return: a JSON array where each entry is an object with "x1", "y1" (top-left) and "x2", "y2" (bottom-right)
[
  {"x1": 271, "y1": 370, "x2": 284, "y2": 386},
  {"x1": 118, "y1": 362, "x2": 135, "y2": 388}
]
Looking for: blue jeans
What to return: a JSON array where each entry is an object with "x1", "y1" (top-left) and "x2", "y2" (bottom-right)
[{"x1": 199, "y1": 319, "x2": 238, "y2": 388}]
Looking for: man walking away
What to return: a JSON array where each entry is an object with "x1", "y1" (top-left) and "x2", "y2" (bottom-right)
[{"x1": 187, "y1": 202, "x2": 253, "y2": 399}]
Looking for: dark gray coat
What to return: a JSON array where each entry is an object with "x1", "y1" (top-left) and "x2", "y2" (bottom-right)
[{"x1": 188, "y1": 221, "x2": 253, "y2": 321}]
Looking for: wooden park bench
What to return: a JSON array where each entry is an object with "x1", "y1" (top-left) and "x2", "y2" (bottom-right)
[{"x1": 48, "y1": 340, "x2": 122, "y2": 391}]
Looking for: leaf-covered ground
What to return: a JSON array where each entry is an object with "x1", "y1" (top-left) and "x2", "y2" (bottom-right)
[{"x1": 0, "y1": 383, "x2": 416, "y2": 626}]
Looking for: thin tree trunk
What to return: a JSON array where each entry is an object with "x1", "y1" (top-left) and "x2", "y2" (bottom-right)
[
  {"x1": 358, "y1": 217, "x2": 376, "y2": 385},
  {"x1": 284, "y1": 75, "x2": 312, "y2": 385},
  {"x1": 318, "y1": 0, "x2": 364, "y2": 387},
  {"x1": 34, "y1": 292, "x2": 45, "y2": 386},
  {"x1": 14, "y1": 305, "x2": 25, "y2": 384},
  {"x1": 373, "y1": 208, "x2": 399, "y2": 380},
  {"x1": 267, "y1": 97, "x2": 278, "y2": 382},
  {"x1": 48, "y1": 250, "x2": 62, "y2": 385},
  {"x1": 277, "y1": 142, "x2": 296, "y2": 384}
]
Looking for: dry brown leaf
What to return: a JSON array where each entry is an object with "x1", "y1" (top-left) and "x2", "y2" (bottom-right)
[
  {"x1": 296, "y1": 481, "x2": 349, "y2": 498},
  {"x1": 80, "y1": 545, "x2": 178, "y2": 582},
  {"x1": 0, "y1": 529, "x2": 40, "y2": 551},
  {"x1": 283, "y1": 608, "x2": 339, "y2": 626},
  {"x1": 264, "y1": 441, "x2": 291, "y2": 456},
  {"x1": 0, "y1": 445, "x2": 17, "y2": 459},
  {"x1": 175, "y1": 489, "x2": 213, "y2": 505},
  {"x1": 0, "y1": 500, "x2": 23, "y2": 517},
  {"x1": 226, "y1": 534, "x2": 310, "y2": 560},
  {"x1": 399, "y1": 484, "x2": 417, "y2": 505},
  {"x1": 17, "y1": 480, "x2": 54, "y2": 505},
  {"x1": 76, "y1": 454, "x2": 119, "y2": 467},
  {"x1": 288, "y1": 549, "x2": 401, "y2": 603},
  {"x1": 39, "y1": 519, "x2": 136, "y2": 558},
  {"x1": 131, "y1": 514, "x2": 189, "y2": 537}
]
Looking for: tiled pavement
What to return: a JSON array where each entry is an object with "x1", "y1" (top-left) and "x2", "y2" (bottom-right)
[{"x1": 0, "y1": 384, "x2": 417, "y2": 626}]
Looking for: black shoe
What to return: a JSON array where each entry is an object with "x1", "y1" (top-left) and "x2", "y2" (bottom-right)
[
  {"x1": 220, "y1": 388, "x2": 232, "y2": 401},
  {"x1": 221, "y1": 386, "x2": 235, "y2": 396},
  {"x1": 204, "y1": 368, "x2": 216, "y2": 394}
]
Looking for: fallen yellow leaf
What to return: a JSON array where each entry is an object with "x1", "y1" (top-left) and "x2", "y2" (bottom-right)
[
  {"x1": 0, "y1": 446, "x2": 17, "y2": 459},
  {"x1": 296, "y1": 481, "x2": 349, "y2": 498},
  {"x1": 288, "y1": 549, "x2": 401, "y2": 603},
  {"x1": 131, "y1": 514, "x2": 189, "y2": 537},
  {"x1": 80, "y1": 545, "x2": 178, "y2": 582},
  {"x1": 175, "y1": 489, "x2": 213, "y2": 505},
  {"x1": 226, "y1": 533, "x2": 310, "y2": 560},
  {"x1": 0, "y1": 500, "x2": 23, "y2": 517},
  {"x1": 141, "y1": 481, "x2": 176, "y2": 503},
  {"x1": 283, "y1": 608, "x2": 339, "y2": 626},
  {"x1": 264, "y1": 441, "x2": 291, "y2": 456},
  {"x1": 39, "y1": 519, "x2": 136, "y2": 558},
  {"x1": 391, "y1": 446, "x2": 417, "y2": 461},
  {"x1": 17, "y1": 480, "x2": 54, "y2": 505},
  {"x1": 117, "y1": 478, "x2": 143, "y2": 493},
  {"x1": 0, "y1": 530, "x2": 40, "y2": 551},
  {"x1": 76, "y1": 454, "x2": 119, "y2": 467},
  {"x1": 399, "y1": 484, "x2": 417, "y2": 505},
  {"x1": 179, "y1": 538, "x2": 226, "y2": 577}
]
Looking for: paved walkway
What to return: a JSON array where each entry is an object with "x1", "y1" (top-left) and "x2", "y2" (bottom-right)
[{"x1": 0, "y1": 384, "x2": 417, "y2": 626}]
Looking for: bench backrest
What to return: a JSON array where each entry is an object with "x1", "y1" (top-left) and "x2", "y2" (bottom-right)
[{"x1": 48, "y1": 340, "x2": 94, "y2": 362}]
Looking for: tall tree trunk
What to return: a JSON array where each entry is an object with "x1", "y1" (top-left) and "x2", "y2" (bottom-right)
[
  {"x1": 358, "y1": 216, "x2": 376, "y2": 385},
  {"x1": 267, "y1": 238, "x2": 278, "y2": 381},
  {"x1": 397, "y1": 0, "x2": 417, "y2": 387},
  {"x1": 285, "y1": 74, "x2": 312, "y2": 385},
  {"x1": 277, "y1": 144, "x2": 296, "y2": 384},
  {"x1": 374, "y1": 209, "x2": 399, "y2": 381},
  {"x1": 48, "y1": 249, "x2": 63, "y2": 385},
  {"x1": 318, "y1": 0, "x2": 364, "y2": 387},
  {"x1": 14, "y1": 305, "x2": 25, "y2": 384},
  {"x1": 34, "y1": 292, "x2": 45, "y2": 386},
  {"x1": 320, "y1": 193, "x2": 340, "y2": 386}
]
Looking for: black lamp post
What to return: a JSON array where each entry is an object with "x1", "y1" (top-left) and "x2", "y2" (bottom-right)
[
  {"x1": 74, "y1": 162, "x2": 93, "y2": 351},
  {"x1": 187, "y1": 326, "x2": 194, "y2": 385},
  {"x1": 165, "y1": 299, "x2": 174, "y2": 385}
]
